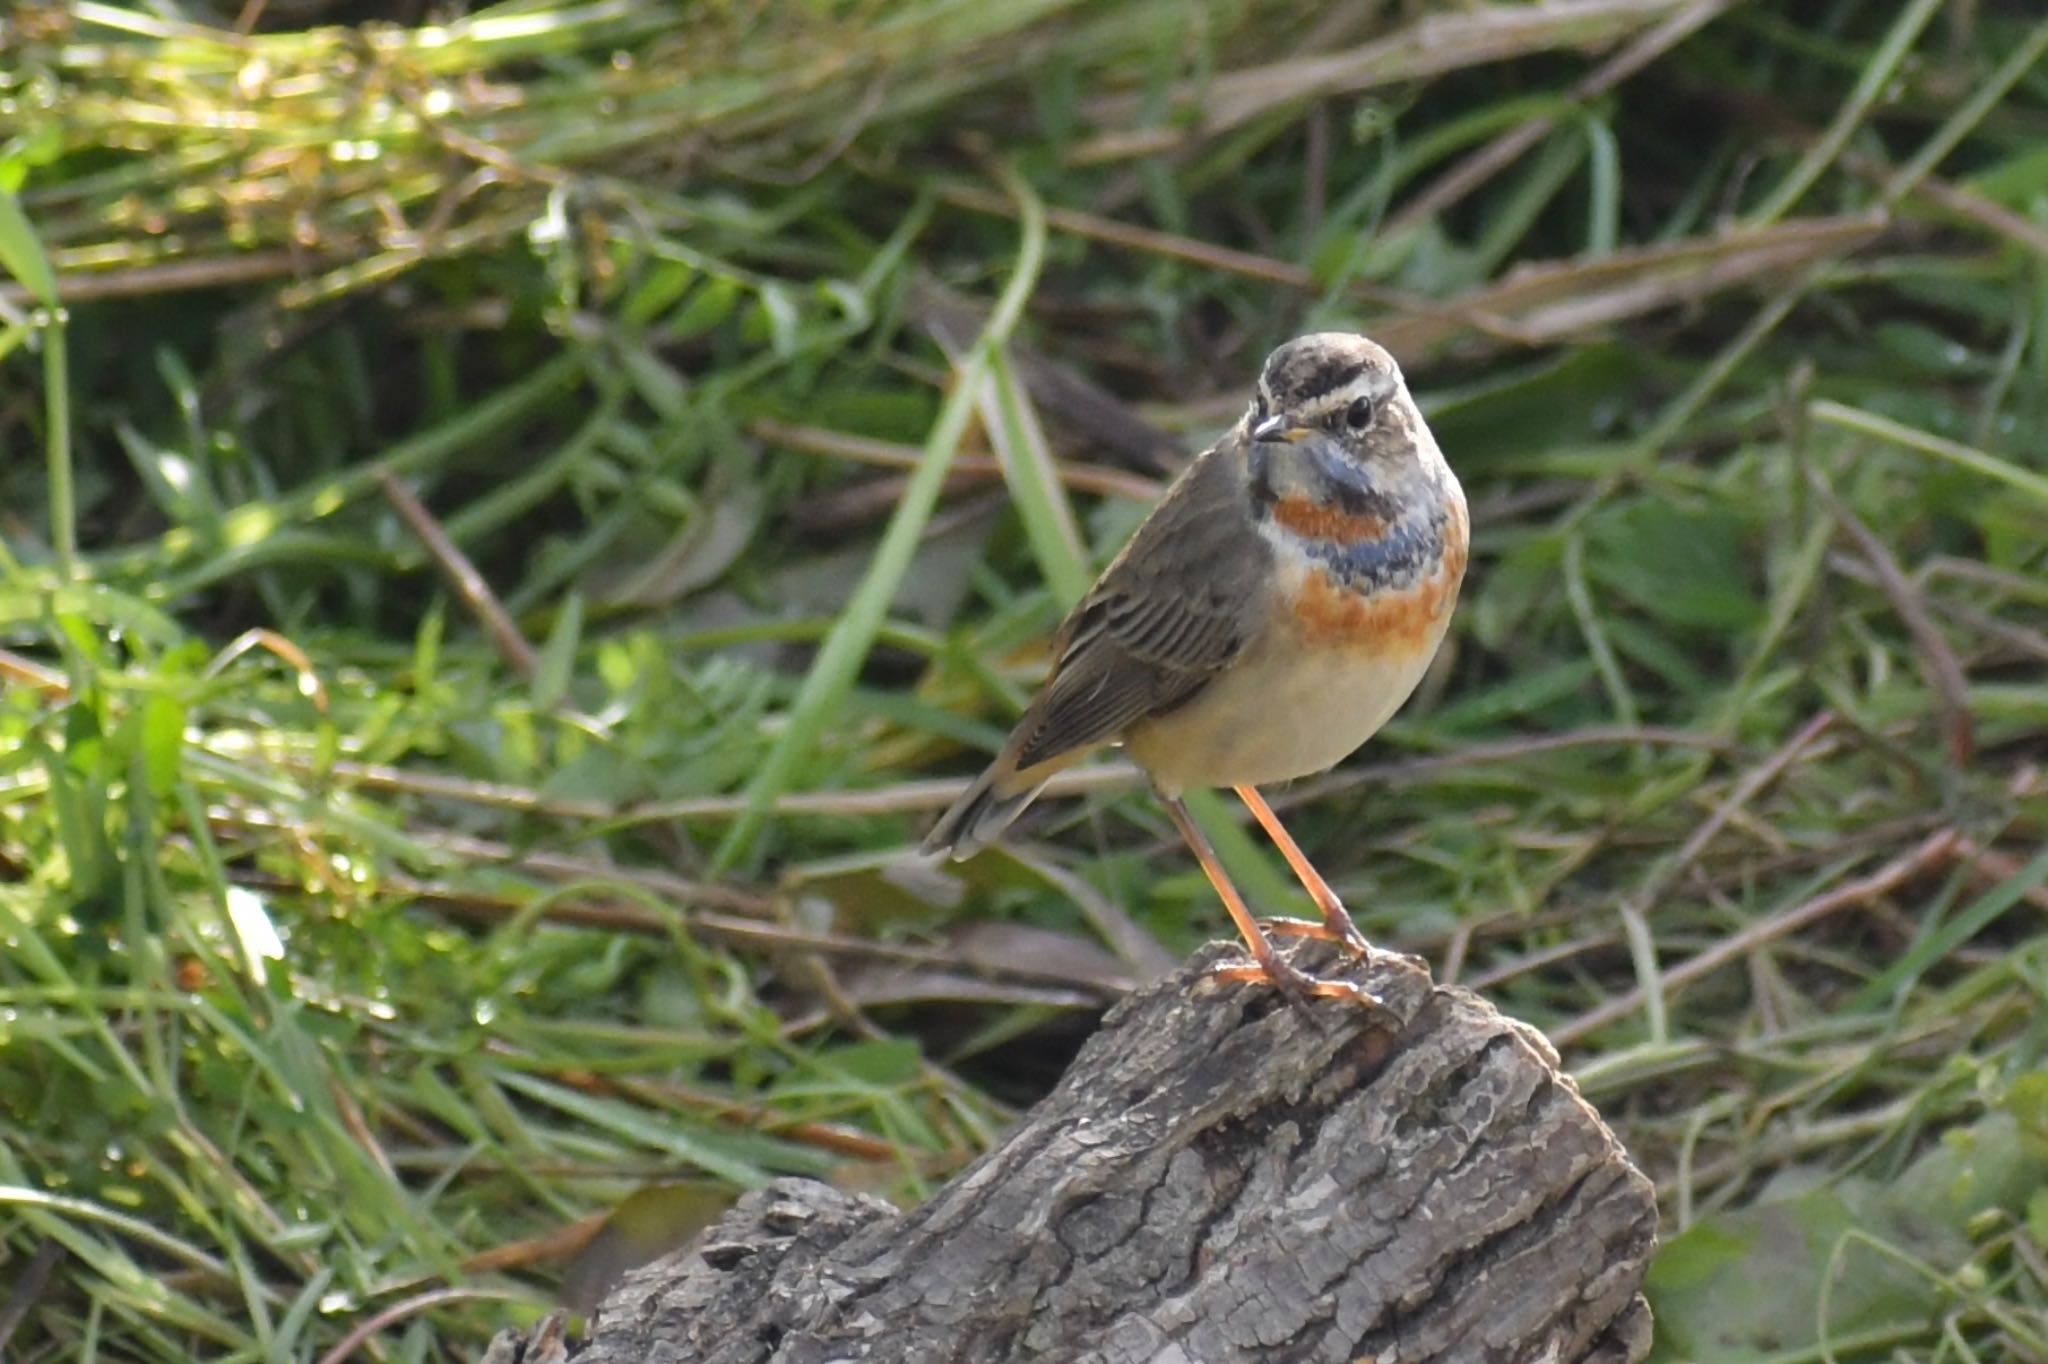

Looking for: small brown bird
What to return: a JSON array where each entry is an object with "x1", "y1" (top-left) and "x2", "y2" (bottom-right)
[{"x1": 923, "y1": 333, "x2": 1468, "y2": 1001}]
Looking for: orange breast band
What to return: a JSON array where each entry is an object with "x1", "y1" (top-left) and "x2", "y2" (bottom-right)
[
  {"x1": 1270, "y1": 494, "x2": 1388, "y2": 544},
  {"x1": 1290, "y1": 560, "x2": 1462, "y2": 651}
]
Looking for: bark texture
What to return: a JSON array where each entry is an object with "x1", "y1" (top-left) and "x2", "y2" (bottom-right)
[{"x1": 484, "y1": 940, "x2": 1656, "y2": 1364}]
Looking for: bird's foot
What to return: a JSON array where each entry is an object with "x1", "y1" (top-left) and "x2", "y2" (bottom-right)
[
  {"x1": 1256, "y1": 915, "x2": 1374, "y2": 961},
  {"x1": 1205, "y1": 951, "x2": 1393, "y2": 1021}
]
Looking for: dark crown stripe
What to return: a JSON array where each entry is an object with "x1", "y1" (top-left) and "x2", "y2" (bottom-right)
[{"x1": 1307, "y1": 361, "x2": 1370, "y2": 400}]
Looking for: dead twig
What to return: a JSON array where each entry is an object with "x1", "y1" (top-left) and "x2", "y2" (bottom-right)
[
  {"x1": 0, "y1": 648, "x2": 71, "y2": 698},
  {"x1": 0, "y1": 1240, "x2": 64, "y2": 1358},
  {"x1": 1809, "y1": 468, "x2": 1974, "y2": 767},
  {"x1": 232, "y1": 865, "x2": 1131, "y2": 999},
  {"x1": 1387, "y1": 0, "x2": 1742, "y2": 236},
  {"x1": 374, "y1": 467, "x2": 537, "y2": 679},
  {"x1": 751, "y1": 418, "x2": 1164, "y2": 501},
  {"x1": 1552, "y1": 827, "x2": 1964, "y2": 1047},
  {"x1": 1622, "y1": 712, "x2": 1836, "y2": 922},
  {"x1": 1082, "y1": 0, "x2": 1703, "y2": 150}
]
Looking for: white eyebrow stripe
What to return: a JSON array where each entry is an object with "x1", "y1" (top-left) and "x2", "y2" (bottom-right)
[{"x1": 1297, "y1": 371, "x2": 1386, "y2": 419}]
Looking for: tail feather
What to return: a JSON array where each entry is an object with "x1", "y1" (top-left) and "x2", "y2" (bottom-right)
[{"x1": 921, "y1": 763, "x2": 1046, "y2": 860}]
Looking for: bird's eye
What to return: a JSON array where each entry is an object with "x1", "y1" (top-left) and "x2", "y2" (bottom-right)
[{"x1": 1345, "y1": 396, "x2": 1375, "y2": 431}]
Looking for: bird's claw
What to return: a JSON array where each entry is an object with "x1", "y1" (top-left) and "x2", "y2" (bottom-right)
[
  {"x1": 1256, "y1": 915, "x2": 1374, "y2": 960},
  {"x1": 1204, "y1": 953, "x2": 1394, "y2": 1022}
]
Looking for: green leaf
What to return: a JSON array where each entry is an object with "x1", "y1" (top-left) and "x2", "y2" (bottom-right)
[
  {"x1": 753, "y1": 282, "x2": 800, "y2": 356},
  {"x1": 495, "y1": 1072, "x2": 789, "y2": 1187},
  {"x1": 1648, "y1": 1189, "x2": 1897, "y2": 1362},
  {"x1": 137, "y1": 694, "x2": 187, "y2": 801},
  {"x1": 532, "y1": 590, "x2": 584, "y2": 711},
  {"x1": 0, "y1": 189, "x2": 56, "y2": 307},
  {"x1": 2006, "y1": 1070, "x2": 2048, "y2": 1154},
  {"x1": 35, "y1": 732, "x2": 105, "y2": 910},
  {"x1": 1649, "y1": 1111, "x2": 2048, "y2": 1361},
  {"x1": 668, "y1": 273, "x2": 742, "y2": 339},
  {"x1": 620, "y1": 259, "x2": 698, "y2": 326},
  {"x1": 1586, "y1": 500, "x2": 1763, "y2": 632},
  {"x1": 817, "y1": 1038, "x2": 923, "y2": 1088},
  {"x1": 1424, "y1": 346, "x2": 1644, "y2": 467}
]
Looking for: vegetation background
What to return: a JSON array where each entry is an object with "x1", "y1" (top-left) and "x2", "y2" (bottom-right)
[{"x1": 4, "y1": 0, "x2": 2048, "y2": 1359}]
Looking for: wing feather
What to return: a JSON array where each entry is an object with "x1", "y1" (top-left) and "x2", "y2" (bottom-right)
[{"x1": 1008, "y1": 438, "x2": 1272, "y2": 772}]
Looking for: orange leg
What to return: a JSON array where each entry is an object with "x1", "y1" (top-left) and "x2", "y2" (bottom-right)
[
  {"x1": 1158, "y1": 791, "x2": 1376, "y2": 1006},
  {"x1": 1234, "y1": 785, "x2": 1371, "y2": 958}
]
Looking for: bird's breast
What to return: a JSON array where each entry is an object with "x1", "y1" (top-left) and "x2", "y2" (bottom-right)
[
  {"x1": 1286, "y1": 545, "x2": 1464, "y2": 652},
  {"x1": 1123, "y1": 615, "x2": 1445, "y2": 793},
  {"x1": 1121, "y1": 483, "x2": 1468, "y2": 794},
  {"x1": 1269, "y1": 475, "x2": 1469, "y2": 653}
]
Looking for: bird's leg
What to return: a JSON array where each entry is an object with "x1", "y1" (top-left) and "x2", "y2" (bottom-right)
[
  {"x1": 1233, "y1": 784, "x2": 1372, "y2": 958},
  {"x1": 1158, "y1": 791, "x2": 1377, "y2": 1007}
]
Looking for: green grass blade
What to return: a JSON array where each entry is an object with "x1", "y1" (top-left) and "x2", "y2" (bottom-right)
[
  {"x1": 712, "y1": 172, "x2": 1047, "y2": 874},
  {"x1": 981, "y1": 346, "x2": 1092, "y2": 607},
  {"x1": 0, "y1": 191, "x2": 75, "y2": 579},
  {"x1": 1745, "y1": 0, "x2": 1945, "y2": 225},
  {"x1": 1810, "y1": 399, "x2": 2048, "y2": 507},
  {"x1": 1848, "y1": 844, "x2": 2048, "y2": 1010}
]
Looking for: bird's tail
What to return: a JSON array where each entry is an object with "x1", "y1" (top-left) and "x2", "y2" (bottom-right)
[{"x1": 920, "y1": 759, "x2": 1047, "y2": 860}]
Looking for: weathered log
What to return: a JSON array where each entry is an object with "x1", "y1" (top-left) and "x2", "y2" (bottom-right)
[{"x1": 484, "y1": 939, "x2": 1657, "y2": 1363}]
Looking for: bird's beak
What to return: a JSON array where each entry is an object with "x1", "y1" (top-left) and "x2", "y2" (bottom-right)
[{"x1": 1251, "y1": 414, "x2": 1312, "y2": 444}]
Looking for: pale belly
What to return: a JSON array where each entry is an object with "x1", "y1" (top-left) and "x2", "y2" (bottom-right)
[{"x1": 1123, "y1": 616, "x2": 1448, "y2": 795}]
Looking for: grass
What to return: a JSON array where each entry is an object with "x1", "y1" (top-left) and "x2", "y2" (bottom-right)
[{"x1": 3, "y1": 0, "x2": 2048, "y2": 1359}]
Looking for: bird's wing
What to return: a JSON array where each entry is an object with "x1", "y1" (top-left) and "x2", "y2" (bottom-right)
[{"x1": 1008, "y1": 437, "x2": 1273, "y2": 773}]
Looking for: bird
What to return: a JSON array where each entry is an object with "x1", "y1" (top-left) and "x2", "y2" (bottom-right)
[{"x1": 922, "y1": 332, "x2": 1468, "y2": 1003}]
